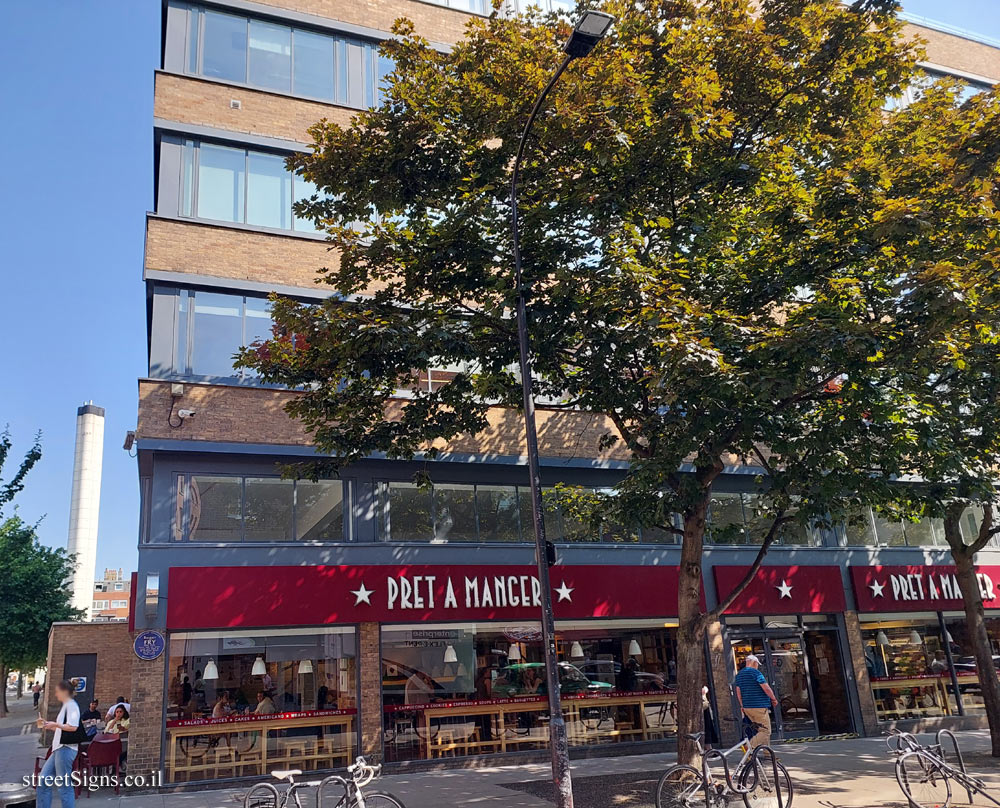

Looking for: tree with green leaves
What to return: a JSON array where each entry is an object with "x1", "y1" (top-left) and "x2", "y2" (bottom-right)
[
  {"x1": 0, "y1": 429, "x2": 81, "y2": 717},
  {"x1": 237, "y1": 0, "x2": 999, "y2": 764},
  {"x1": 846, "y1": 80, "x2": 1000, "y2": 755}
]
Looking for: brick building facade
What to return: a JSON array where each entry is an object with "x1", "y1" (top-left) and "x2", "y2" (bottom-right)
[{"x1": 125, "y1": 0, "x2": 1000, "y2": 789}]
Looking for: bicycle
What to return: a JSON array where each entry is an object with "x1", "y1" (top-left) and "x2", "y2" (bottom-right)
[
  {"x1": 655, "y1": 727, "x2": 793, "y2": 808},
  {"x1": 888, "y1": 728, "x2": 999, "y2": 808},
  {"x1": 243, "y1": 756, "x2": 405, "y2": 808}
]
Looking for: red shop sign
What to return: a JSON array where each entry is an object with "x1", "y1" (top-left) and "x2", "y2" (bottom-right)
[
  {"x1": 850, "y1": 565, "x2": 1000, "y2": 612},
  {"x1": 166, "y1": 564, "x2": 692, "y2": 630},
  {"x1": 713, "y1": 565, "x2": 846, "y2": 615},
  {"x1": 165, "y1": 707, "x2": 356, "y2": 728}
]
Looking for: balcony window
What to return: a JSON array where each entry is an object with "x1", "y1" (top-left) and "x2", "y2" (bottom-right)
[
  {"x1": 708, "y1": 493, "x2": 820, "y2": 546},
  {"x1": 183, "y1": 4, "x2": 391, "y2": 107},
  {"x1": 175, "y1": 475, "x2": 346, "y2": 543},
  {"x1": 180, "y1": 140, "x2": 324, "y2": 234}
]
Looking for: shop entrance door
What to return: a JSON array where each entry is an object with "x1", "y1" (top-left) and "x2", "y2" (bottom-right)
[
  {"x1": 732, "y1": 630, "x2": 853, "y2": 738},
  {"x1": 731, "y1": 635, "x2": 817, "y2": 738}
]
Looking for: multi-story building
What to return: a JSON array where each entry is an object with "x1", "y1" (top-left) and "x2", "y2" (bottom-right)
[
  {"x1": 128, "y1": 1, "x2": 1000, "y2": 786},
  {"x1": 91, "y1": 567, "x2": 132, "y2": 621}
]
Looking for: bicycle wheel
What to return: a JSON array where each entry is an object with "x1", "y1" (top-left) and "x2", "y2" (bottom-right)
[
  {"x1": 242, "y1": 782, "x2": 280, "y2": 808},
  {"x1": 655, "y1": 764, "x2": 705, "y2": 808},
  {"x1": 739, "y1": 759, "x2": 793, "y2": 808},
  {"x1": 359, "y1": 791, "x2": 406, "y2": 808},
  {"x1": 896, "y1": 750, "x2": 952, "y2": 808}
]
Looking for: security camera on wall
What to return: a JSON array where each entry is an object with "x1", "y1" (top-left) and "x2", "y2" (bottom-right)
[{"x1": 177, "y1": 409, "x2": 197, "y2": 420}]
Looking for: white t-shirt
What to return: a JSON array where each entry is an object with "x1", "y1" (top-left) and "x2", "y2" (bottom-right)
[{"x1": 53, "y1": 699, "x2": 81, "y2": 751}]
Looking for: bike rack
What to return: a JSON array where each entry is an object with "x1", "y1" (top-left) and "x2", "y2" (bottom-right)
[
  {"x1": 701, "y1": 748, "x2": 733, "y2": 808},
  {"x1": 748, "y1": 746, "x2": 787, "y2": 808},
  {"x1": 936, "y1": 728, "x2": 974, "y2": 805},
  {"x1": 315, "y1": 775, "x2": 350, "y2": 808}
]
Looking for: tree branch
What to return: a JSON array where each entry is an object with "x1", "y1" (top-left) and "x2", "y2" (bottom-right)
[{"x1": 710, "y1": 511, "x2": 790, "y2": 618}]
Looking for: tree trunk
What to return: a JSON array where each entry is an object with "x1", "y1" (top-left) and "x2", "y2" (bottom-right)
[
  {"x1": 951, "y1": 546, "x2": 1000, "y2": 756},
  {"x1": 16, "y1": 671, "x2": 23, "y2": 700},
  {"x1": 676, "y1": 491, "x2": 711, "y2": 767},
  {"x1": 0, "y1": 664, "x2": 7, "y2": 718}
]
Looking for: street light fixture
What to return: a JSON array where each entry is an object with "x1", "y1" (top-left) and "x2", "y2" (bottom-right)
[{"x1": 509, "y1": 12, "x2": 614, "y2": 808}]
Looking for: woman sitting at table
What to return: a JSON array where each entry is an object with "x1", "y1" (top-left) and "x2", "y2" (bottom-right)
[
  {"x1": 104, "y1": 705, "x2": 130, "y2": 735},
  {"x1": 212, "y1": 691, "x2": 233, "y2": 719}
]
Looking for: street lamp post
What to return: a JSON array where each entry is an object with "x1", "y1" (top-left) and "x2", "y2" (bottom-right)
[{"x1": 508, "y1": 12, "x2": 614, "y2": 808}]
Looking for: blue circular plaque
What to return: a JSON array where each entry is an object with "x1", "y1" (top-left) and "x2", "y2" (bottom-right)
[{"x1": 133, "y1": 630, "x2": 166, "y2": 661}]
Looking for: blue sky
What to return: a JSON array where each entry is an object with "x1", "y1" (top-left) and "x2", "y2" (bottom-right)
[{"x1": 0, "y1": 0, "x2": 995, "y2": 578}]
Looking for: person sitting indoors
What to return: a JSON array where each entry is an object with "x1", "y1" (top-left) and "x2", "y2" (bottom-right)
[
  {"x1": 81, "y1": 699, "x2": 103, "y2": 739},
  {"x1": 104, "y1": 705, "x2": 130, "y2": 735},
  {"x1": 104, "y1": 696, "x2": 131, "y2": 722},
  {"x1": 212, "y1": 691, "x2": 233, "y2": 718},
  {"x1": 253, "y1": 690, "x2": 276, "y2": 715}
]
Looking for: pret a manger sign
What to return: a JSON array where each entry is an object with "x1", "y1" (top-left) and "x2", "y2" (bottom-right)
[
  {"x1": 850, "y1": 565, "x2": 1000, "y2": 612},
  {"x1": 166, "y1": 564, "x2": 691, "y2": 629},
  {"x1": 385, "y1": 573, "x2": 542, "y2": 611}
]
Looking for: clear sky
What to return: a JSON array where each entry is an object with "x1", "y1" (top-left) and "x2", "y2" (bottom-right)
[{"x1": 0, "y1": 0, "x2": 995, "y2": 579}]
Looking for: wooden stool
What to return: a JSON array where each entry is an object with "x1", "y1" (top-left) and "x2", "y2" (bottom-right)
[
  {"x1": 277, "y1": 739, "x2": 309, "y2": 768},
  {"x1": 234, "y1": 747, "x2": 264, "y2": 777},
  {"x1": 213, "y1": 746, "x2": 237, "y2": 778},
  {"x1": 432, "y1": 729, "x2": 458, "y2": 758}
]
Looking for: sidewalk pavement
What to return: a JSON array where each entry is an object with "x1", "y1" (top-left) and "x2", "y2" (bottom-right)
[{"x1": 3, "y1": 726, "x2": 998, "y2": 808}]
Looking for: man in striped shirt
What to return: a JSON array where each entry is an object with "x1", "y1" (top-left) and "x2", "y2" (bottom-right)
[{"x1": 734, "y1": 655, "x2": 778, "y2": 748}]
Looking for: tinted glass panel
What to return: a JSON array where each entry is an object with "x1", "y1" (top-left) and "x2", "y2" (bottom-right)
[
  {"x1": 247, "y1": 152, "x2": 291, "y2": 229},
  {"x1": 248, "y1": 20, "x2": 291, "y2": 92},
  {"x1": 435, "y1": 484, "x2": 477, "y2": 541},
  {"x1": 708, "y1": 494, "x2": 745, "y2": 544},
  {"x1": 385, "y1": 483, "x2": 433, "y2": 541},
  {"x1": 873, "y1": 515, "x2": 906, "y2": 547},
  {"x1": 293, "y1": 29, "x2": 334, "y2": 100},
  {"x1": 202, "y1": 10, "x2": 246, "y2": 82},
  {"x1": 243, "y1": 296, "x2": 274, "y2": 346},
  {"x1": 903, "y1": 518, "x2": 941, "y2": 547},
  {"x1": 476, "y1": 485, "x2": 521, "y2": 542},
  {"x1": 188, "y1": 476, "x2": 242, "y2": 541},
  {"x1": 296, "y1": 480, "x2": 345, "y2": 540},
  {"x1": 197, "y1": 143, "x2": 245, "y2": 222},
  {"x1": 190, "y1": 292, "x2": 242, "y2": 378},
  {"x1": 293, "y1": 176, "x2": 321, "y2": 233},
  {"x1": 842, "y1": 509, "x2": 877, "y2": 545},
  {"x1": 244, "y1": 478, "x2": 295, "y2": 541}
]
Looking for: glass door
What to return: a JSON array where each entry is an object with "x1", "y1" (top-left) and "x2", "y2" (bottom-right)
[{"x1": 766, "y1": 637, "x2": 817, "y2": 735}]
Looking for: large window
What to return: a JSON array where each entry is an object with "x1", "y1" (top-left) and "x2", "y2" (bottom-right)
[
  {"x1": 377, "y1": 482, "x2": 676, "y2": 544},
  {"x1": 165, "y1": 627, "x2": 357, "y2": 783},
  {"x1": 885, "y1": 68, "x2": 991, "y2": 111},
  {"x1": 170, "y1": 290, "x2": 274, "y2": 381},
  {"x1": 183, "y1": 5, "x2": 392, "y2": 107},
  {"x1": 179, "y1": 140, "x2": 324, "y2": 234},
  {"x1": 381, "y1": 619, "x2": 677, "y2": 762},
  {"x1": 941, "y1": 614, "x2": 1000, "y2": 716},
  {"x1": 707, "y1": 493, "x2": 819, "y2": 546},
  {"x1": 174, "y1": 474, "x2": 346, "y2": 542},
  {"x1": 840, "y1": 506, "x2": 992, "y2": 548},
  {"x1": 860, "y1": 615, "x2": 957, "y2": 721}
]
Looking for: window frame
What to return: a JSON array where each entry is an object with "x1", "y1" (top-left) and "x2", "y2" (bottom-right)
[
  {"x1": 174, "y1": 472, "x2": 350, "y2": 544},
  {"x1": 182, "y1": 3, "x2": 391, "y2": 108}
]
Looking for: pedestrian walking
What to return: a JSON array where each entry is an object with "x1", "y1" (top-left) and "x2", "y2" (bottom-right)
[
  {"x1": 36, "y1": 678, "x2": 87, "y2": 808},
  {"x1": 734, "y1": 654, "x2": 778, "y2": 748},
  {"x1": 32, "y1": 682, "x2": 41, "y2": 708}
]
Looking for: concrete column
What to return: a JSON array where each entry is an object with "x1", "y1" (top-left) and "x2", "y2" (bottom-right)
[
  {"x1": 127, "y1": 639, "x2": 167, "y2": 790},
  {"x1": 358, "y1": 622, "x2": 383, "y2": 761},
  {"x1": 843, "y1": 610, "x2": 880, "y2": 736},
  {"x1": 706, "y1": 617, "x2": 739, "y2": 744}
]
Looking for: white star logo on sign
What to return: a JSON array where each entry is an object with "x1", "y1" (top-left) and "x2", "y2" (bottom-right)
[
  {"x1": 869, "y1": 580, "x2": 886, "y2": 598},
  {"x1": 351, "y1": 583, "x2": 374, "y2": 606},
  {"x1": 555, "y1": 582, "x2": 574, "y2": 602},
  {"x1": 776, "y1": 580, "x2": 793, "y2": 599}
]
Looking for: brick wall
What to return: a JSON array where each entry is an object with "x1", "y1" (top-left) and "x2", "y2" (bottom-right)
[
  {"x1": 155, "y1": 73, "x2": 355, "y2": 145},
  {"x1": 252, "y1": 0, "x2": 474, "y2": 44},
  {"x1": 358, "y1": 622, "x2": 382, "y2": 761},
  {"x1": 908, "y1": 23, "x2": 1000, "y2": 81},
  {"x1": 843, "y1": 610, "x2": 880, "y2": 736},
  {"x1": 43, "y1": 623, "x2": 134, "y2": 741},
  {"x1": 126, "y1": 647, "x2": 167, "y2": 789},
  {"x1": 145, "y1": 217, "x2": 357, "y2": 291}
]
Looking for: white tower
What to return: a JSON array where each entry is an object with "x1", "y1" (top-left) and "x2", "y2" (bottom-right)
[{"x1": 67, "y1": 403, "x2": 105, "y2": 616}]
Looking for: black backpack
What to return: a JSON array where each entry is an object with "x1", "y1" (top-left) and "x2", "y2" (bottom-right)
[{"x1": 60, "y1": 723, "x2": 90, "y2": 745}]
